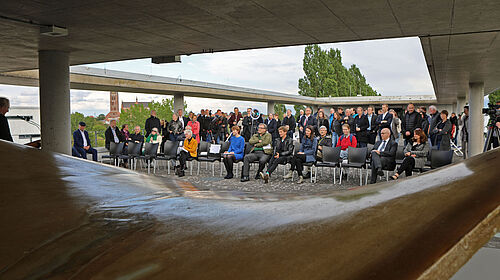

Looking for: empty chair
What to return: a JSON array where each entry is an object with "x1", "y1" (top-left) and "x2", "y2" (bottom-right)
[
  {"x1": 138, "y1": 142, "x2": 159, "y2": 174},
  {"x1": 395, "y1": 145, "x2": 405, "y2": 165},
  {"x1": 430, "y1": 150, "x2": 453, "y2": 169},
  {"x1": 315, "y1": 146, "x2": 341, "y2": 184},
  {"x1": 119, "y1": 142, "x2": 142, "y2": 170},
  {"x1": 101, "y1": 142, "x2": 124, "y2": 166},
  {"x1": 156, "y1": 141, "x2": 179, "y2": 174},
  {"x1": 341, "y1": 147, "x2": 367, "y2": 185},
  {"x1": 195, "y1": 141, "x2": 211, "y2": 175}
]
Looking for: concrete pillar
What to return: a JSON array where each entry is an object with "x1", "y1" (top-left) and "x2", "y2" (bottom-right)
[
  {"x1": 457, "y1": 97, "x2": 466, "y2": 115},
  {"x1": 468, "y1": 83, "x2": 485, "y2": 157},
  {"x1": 267, "y1": 101, "x2": 275, "y2": 115},
  {"x1": 173, "y1": 93, "x2": 184, "y2": 113},
  {"x1": 39, "y1": 50, "x2": 71, "y2": 155}
]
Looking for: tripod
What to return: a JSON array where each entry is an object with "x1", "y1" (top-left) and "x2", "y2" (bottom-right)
[{"x1": 483, "y1": 120, "x2": 500, "y2": 152}]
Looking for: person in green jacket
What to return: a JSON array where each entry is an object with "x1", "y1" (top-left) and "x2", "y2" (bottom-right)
[{"x1": 241, "y1": 123, "x2": 273, "y2": 182}]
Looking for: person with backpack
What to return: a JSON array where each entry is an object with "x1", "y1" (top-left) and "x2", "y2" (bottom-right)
[{"x1": 336, "y1": 124, "x2": 357, "y2": 160}]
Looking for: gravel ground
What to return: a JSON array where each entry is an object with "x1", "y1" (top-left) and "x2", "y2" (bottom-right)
[{"x1": 133, "y1": 149, "x2": 464, "y2": 195}]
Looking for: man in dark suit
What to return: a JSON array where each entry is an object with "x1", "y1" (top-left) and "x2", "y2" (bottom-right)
[
  {"x1": 265, "y1": 113, "x2": 278, "y2": 142},
  {"x1": 145, "y1": 110, "x2": 161, "y2": 137},
  {"x1": 353, "y1": 107, "x2": 369, "y2": 147},
  {"x1": 73, "y1": 121, "x2": 98, "y2": 161},
  {"x1": 105, "y1": 119, "x2": 124, "y2": 150},
  {"x1": 177, "y1": 109, "x2": 190, "y2": 129},
  {"x1": 375, "y1": 104, "x2": 393, "y2": 138},
  {"x1": 370, "y1": 128, "x2": 397, "y2": 184},
  {"x1": 298, "y1": 107, "x2": 317, "y2": 142},
  {"x1": 282, "y1": 109, "x2": 296, "y2": 139},
  {"x1": 366, "y1": 106, "x2": 378, "y2": 144},
  {"x1": 0, "y1": 97, "x2": 13, "y2": 142}
]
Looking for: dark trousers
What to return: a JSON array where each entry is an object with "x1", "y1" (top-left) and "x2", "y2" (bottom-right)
[
  {"x1": 178, "y1": 150, "x2": 193, "y2": 168},
  {"x1": 368, "y1": 132, "x2": 377, "y2": 145},
  {"x1": 290, "y1": 154, "x2": 307, "y2": 176},
  {"x1": 357, "y1": 142, "x2": 367, "y2": 148},
  {"x1": 396, "y1": 156, "x2": 415, "y2": 177},
  {"x1": 223, "y1": 154, "x2": 236, "y2": 175},
  {"x1": 370, "y1": 151, "x2": 395, "y2": 183},
  {"x1": 242, "y1": 151, "x2": 270, "y2": 177},
  {"x1": 74, "y1": 146, "x2": 98, "y2": 161},
  {"x1": 266, "y1": 156, "x2": 289, "y2": 175}
]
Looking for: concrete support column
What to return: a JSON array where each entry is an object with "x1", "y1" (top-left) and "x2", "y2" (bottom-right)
[
  {"x1": 468, "y1": 83, "x2": 484, "y2": 157},
  {"x1": 39, "y1": 50, "x2": 70, "y2": 155},
  {"x1": 173, "y1": 93, "x2": 184, "y2": 113},
  {"x1": 267, "y1": 101, "x2": 275, "y2": 115},
  {"x1": 457, "y1": 97, "x2": 466, "y2": 115}
]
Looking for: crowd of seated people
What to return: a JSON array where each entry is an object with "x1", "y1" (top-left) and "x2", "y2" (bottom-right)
[{"x1": 73, "y1": 103, "x2": 460, "y2": 184}]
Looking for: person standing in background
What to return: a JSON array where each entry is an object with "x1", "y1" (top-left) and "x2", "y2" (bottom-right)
[
  {"x1": 0, "y1": 97, "x2": 13, "y2": 142},
  {"x1": 282, "y1": 109, "x2": 296, "y2": 139},
  {"x1": 187, "y1": 114, "x2": 201, "y2": 143},
  {"x1": 144, "y1": 110, "x2": 161, "y2": 137},
  {"x1": 366, "y1": 106, "x2": 377, "y2": 145},
  {"x1": 389, "y1": 109, "x2": 401, "y2": 144}
]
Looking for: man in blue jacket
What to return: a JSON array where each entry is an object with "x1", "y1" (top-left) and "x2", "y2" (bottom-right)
[{"x1": 73, "y1": 121, "x2": 98, "y2": 161}]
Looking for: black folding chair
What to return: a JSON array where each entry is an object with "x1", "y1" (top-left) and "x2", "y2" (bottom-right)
[
  {"x1": 156, "y1": 140, "x2": 179, "y2": 174},
  {"x1": 341, "y1": 147, "x2": 367, "y2": 186},
  {"x1": 119, "y1": 142, "x2": 142, "y2": 170},
  {"x1": 430, "y1": 150, "x2": 453, "y2": 169},
  {"x1": 101, "y1": 142, "x2": 124, "y2": 166},
  {"x1": 315, "y1": 146, "x2": 341, "y2": 184},
  {"x1": 138, "y1": 143, "x2": 159, "y2": 174},
  {"x1": 196, "y1": 141, "x2": 211, "y2": 175}
]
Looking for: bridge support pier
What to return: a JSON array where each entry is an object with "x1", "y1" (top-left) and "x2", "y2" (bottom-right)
[
  {"x1": 39, "y1": 50, "x2": 71, "y2": 155},
  {"x1": 468, "y1": 82, "x2": 484, "y2": 157},
  {"x1": 174, "y1": 93, "x2": 184, "y2": 114},
  {"x1": 267, "y1": 101, "x2": 275, "y2": 115}
]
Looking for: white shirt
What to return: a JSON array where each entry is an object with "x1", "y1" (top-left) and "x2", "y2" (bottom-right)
[
  {"x1": 111, "y1": 128, "x2": 119, "y2": 143},
  {"x1": 377, "y1": 140, "x2": 387, "y2": 152},
  {"x1": 80, "y1": 130, "x2": 88, "y2": 147},
  {"x1": 382, "y1": 112, "x2": 388, "y2": 120}
]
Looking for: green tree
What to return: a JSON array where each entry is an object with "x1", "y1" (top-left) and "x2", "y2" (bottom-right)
[
  {"x1": 299, "y1": 44, "x2": 379, "y2": 98},
  {"x1": 71, "y1": 112, "x2": 85, "y2": 132},
  {"x1": 274, "y1": 103, "x2": 287, "y2": 119},
  {"x1": 118, "y1": 98, "x2": 178, "y2": 129},
  {"x1": 488, "y1": 90, "x2": 500, "y2": 104},
  {"x1": 96, "y1": 113, "x2": 105, "y2": 121}
]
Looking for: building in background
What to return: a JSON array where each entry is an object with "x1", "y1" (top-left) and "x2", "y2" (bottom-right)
[
  {"x1": 5, "y1": 106, "x2": 41, "y2": 144},
  {"x1": 121, "y1": 96, "x2": 150, "y2": 112},
  {"x1": 105, "y1": 91, "x2": 120, "y2": 123}
]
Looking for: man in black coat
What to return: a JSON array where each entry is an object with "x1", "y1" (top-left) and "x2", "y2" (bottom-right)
[
  {"x1": 375, "y1": 104, "x2": 393, "y2": 138},
  {"x1": 73, "y1": 121, "x2": 98, "y2": 161},
  {"x1": 370, "y1": 128, "x2": 398, "y2": 184},
  {"x1": 177, "y1": 109, "x2": 190, "y2": 129},
  {"x1": 401, "y1": 103, "x2": 422, "y2": 146},
  {"x1": 145, "y1": 110, "x2": 161, "y2": 137},
  {"x1": 282, "y1": 109, "x2": 296, "y2": 139},
  {"x1": 428, "y1": 105, "x2": 440, "y2": 147},
  {"x1": 265, "y1": 113, "x2": 278, "y2": 142},
  {"x1": 366, "y1": 106, "x2": 377, "y2": 145},
  {"x1": 0, "y1": 97, "x2": 13, "y2": 142},
  {"x1": 105, "y1": 120, "x2": 124, "y2": 150},
  {"x1": 298, "y1": 107, "x2": 317, "y2": 142},
  {"x1": 353, "y1": 107, "x2": 369, "y2": 147}
]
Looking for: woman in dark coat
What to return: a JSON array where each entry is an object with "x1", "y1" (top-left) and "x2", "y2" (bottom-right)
[
  {"x1": 316, "y1": 110, "x2": 330, "y2": 136},
  {"x1": 433, "y1": 110, "x2": 452, "y2": 151},
  {"x1": 391, "y1": 128, "x2": 430, "y2": 180}
]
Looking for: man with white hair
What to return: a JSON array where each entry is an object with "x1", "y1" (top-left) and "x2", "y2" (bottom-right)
[
  {"x1": 370, "y1": 128, "x2": 398, "y2": 184},
  {"x1": 428, "y1": 105, "x2": 440, "y2": 146}
]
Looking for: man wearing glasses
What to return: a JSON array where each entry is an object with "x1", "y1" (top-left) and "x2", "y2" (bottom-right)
[{"x1": 370, "y1": 128, "x2": 398, "y2": 184}]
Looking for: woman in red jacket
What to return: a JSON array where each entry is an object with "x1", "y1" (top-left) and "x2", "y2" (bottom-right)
[
  {"x1": 336, "y1": 124, "x2": 357, "y2": 159},
  {"x1": 187, "y1": 114, "x2": 201, "y2": 143}
]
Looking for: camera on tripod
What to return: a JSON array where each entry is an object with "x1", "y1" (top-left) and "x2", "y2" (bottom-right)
[{"x1": 482, "y1": 103, "x2": 500, "y2": 118}]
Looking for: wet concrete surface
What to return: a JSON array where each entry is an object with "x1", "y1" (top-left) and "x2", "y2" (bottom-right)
[{"x1": 0, "y1": 141, "x2": 498, "y2": 279}]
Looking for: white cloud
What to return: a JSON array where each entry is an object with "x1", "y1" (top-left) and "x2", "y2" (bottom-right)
[{"x1": 0, "y1": 37, "x2": 434, "y2": 116}]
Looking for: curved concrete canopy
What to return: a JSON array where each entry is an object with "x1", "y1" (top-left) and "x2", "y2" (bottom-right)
[
  {"x1": 0, "y1": 66, "x2": 437, "y2": 106},
  {"x1": 0, "y1": 140, "x2": 498, "y2": 279},
  {"x1": 1, "y1": 0, "x2": 500, "y2": 104}
]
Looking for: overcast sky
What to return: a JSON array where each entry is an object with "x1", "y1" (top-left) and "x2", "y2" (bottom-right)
[{"x1": 1, "y1": 36, "x2": 435, "y2": 116}]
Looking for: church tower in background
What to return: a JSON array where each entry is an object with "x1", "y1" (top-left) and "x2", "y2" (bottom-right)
[{"x1": 105, "y1": 91, "x2": 121, "y2": 123}]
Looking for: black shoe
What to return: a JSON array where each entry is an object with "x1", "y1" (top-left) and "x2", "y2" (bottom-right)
[
  {"x1": 224, "y1": 173, "x2": 233, "y2": 179},
  {"x1": 255, "y1": 173, "x2": 261, "y2": 180},
  {"x1": 377, "y1": 169, "x2": 384, "y2": 177},
  {"x1": 240, "y1": 176, "x2": 249, "y2": 182},
  {"x1": 178, "y1": 171, "x2": 185, "y2": 177},
  {"x1": 174, "y1": 166, "x2": 180, "y2": 175},
  {"x1": 303, "y1": 172, "x2": 311, "y2": 179}
]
